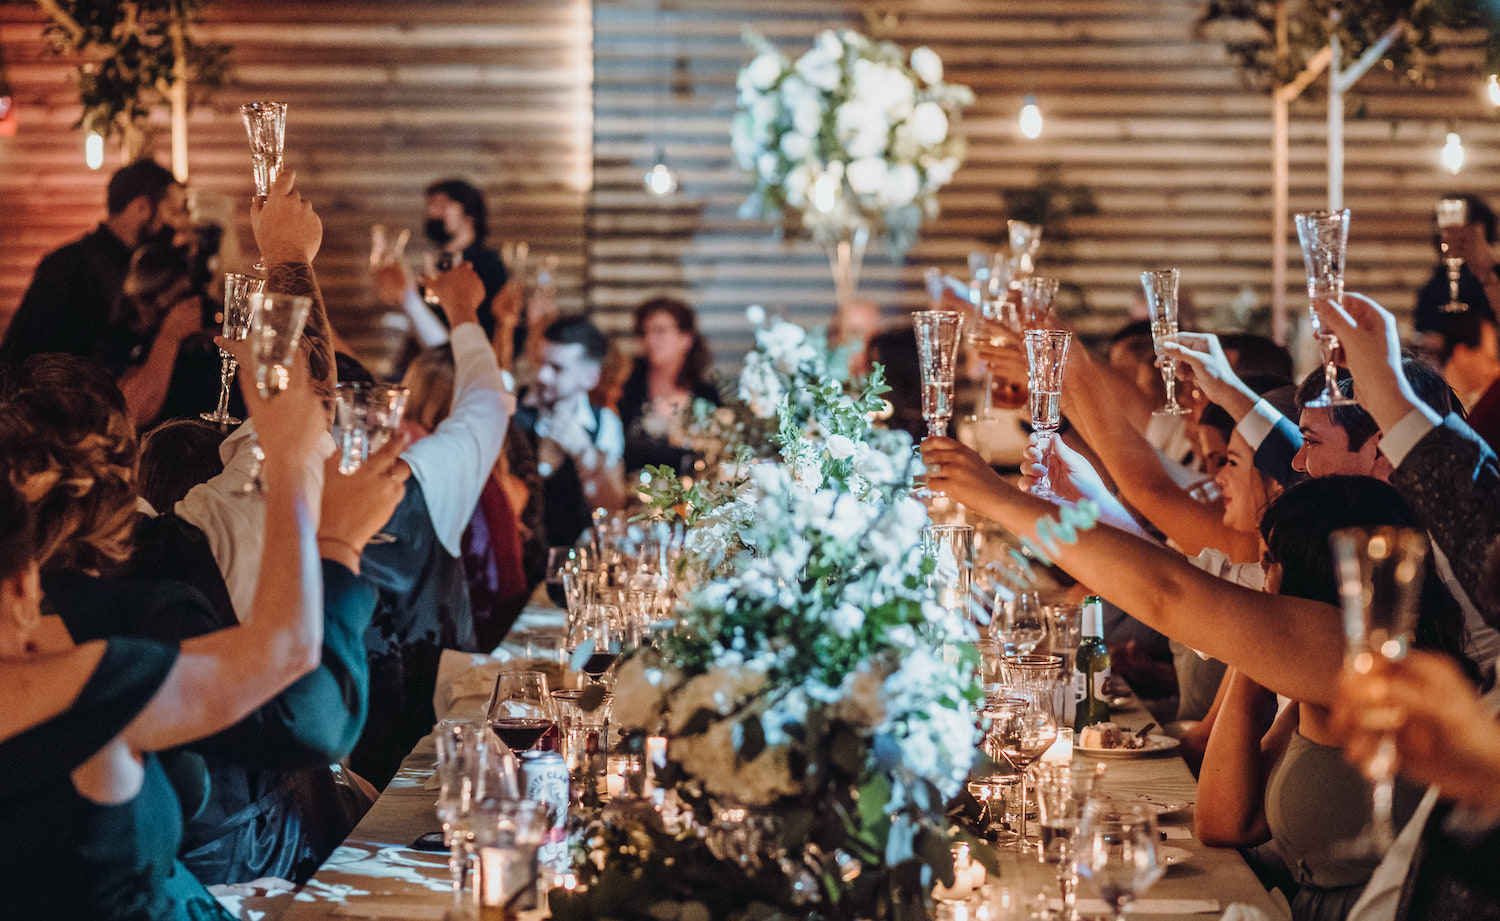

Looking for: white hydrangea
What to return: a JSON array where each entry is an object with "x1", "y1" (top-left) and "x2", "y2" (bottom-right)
[
  {"x1": 910, "y1": 46, "x2": 943, "y2": 85},
  {"x1": 908, "y1": 101, "x2": 949, "y2": 146}
]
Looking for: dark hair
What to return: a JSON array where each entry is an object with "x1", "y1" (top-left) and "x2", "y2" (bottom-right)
[
  {"x1": 138, "y1": 418, "x2": 226, "y2": 513},
  {"x1": 0, "y1": 475, "x2": 39, "y2": 582},
  {"x1": 543, "y1": 315, "x2": 609, "y2": 364},
  {"x1": 425, "y1": 179, "x2": 488, "y2": 244},
  {"x1": 1260, "y1": 475, "x2": 1478, "y2": 681},
  {"x1": 335, "y1": 351, "x2": 378, "y2": 386},
  {"x1": 120, "y1": 243, "x2": 194, "y2": 336},
  {"x1": 632, "y1": 296, "x2": 712, "y2": 391},
  {"x1": 1433, "y1": 193, "x2": 1498, "y2": 248},
  {"x1": 866, "y1": 327, "x2": 925, "y2": 442},
  {"x1": 1431, "y1": 309, "x2": 1494, "y2": 366},
  {"x1": 1109, "y1": 319, "x2": 1152, "y2": 346},
  {"x1": 106, "y1": 159, "x2": 179, "y2": 217},
  {"x1": 1293, "y1": 355, "x2": 1458, "y2": 451},
  {"x1": 0, "y1": 353, "x2": 126, "y2": 414},
  {"x1": 1199, "y1": 403, "x2": 1236, "y2": 443},
  {"x1": 1219, "y1": 334, "x2": 1294, "y2": 384}
]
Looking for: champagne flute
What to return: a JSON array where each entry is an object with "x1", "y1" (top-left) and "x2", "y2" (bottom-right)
[
  {"x1": 240, "y1": 101, "x2": 287, "y2": 274},
  {"x1": 1074, "y1": 800, "x2": 1165, "y2": 921},
  {"x1": 200, "y1": 273, "x2": 263, "y2": 426},
  {"x1": 486, "y1": 669, "x2": 558, "y2": 753},
  {"x1": 234, "y1": 291, "x2": 313, "y2": 496},
  {"x1": 1008, "y1": 219, "x2": 1043, "y2": 281},
  {"x1": 1139, "y1": 269, "x2": 1190, "y2": 417},
  {"x1": 1024, "y1": 328, "x2": 1071, "y2": 500},
  {"x1": 1295, "y1": 209, "x2": 1358, "y2": 407},
  {"x1": 1436, "y1": 198, "x2": 1470, "y2": 314},
  {"x1": 976, "y1": 253, "x2": 1026, "y2": 413},
  {"x1": 1018, "y1": 276, "x2": 1060, "y2": 330},
  {"x1": 1330, "y1": 525, "x2": 1428, "y2": 854},
  {"x1": 914, "y1": 310, "x2": 966, "y2": 438}
]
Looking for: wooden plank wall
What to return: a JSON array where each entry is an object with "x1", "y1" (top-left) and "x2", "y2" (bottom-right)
[
  {"x1": 0, "y1": 0, "x2": 1494, "y2": 375},
  {"x1": 592, "y1": 0, "x2": 1497, "y2": 366},
  {"x1": 0, "y1": 0, "x2": 592, "y2": 374}
]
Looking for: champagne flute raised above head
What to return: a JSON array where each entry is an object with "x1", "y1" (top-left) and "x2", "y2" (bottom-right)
[
  {"x1": 1018, "y1": 276, "x2": 1060, "y2": 330},
  {"x1": 1008, "y1": 219, "x2": 1043, "y2": 280},
  {"x1": 241, "y1": 101, "x2": 288, "y2": 275},
  {"x1": 1139, "y1": 268, "x2": 1190, "y2": 417},
  {"x1": 1295, "y1": 209, "x2": 1358, "y2": 407},
  {"x1": 334, "y1": 382, "x2": 408, "y2": 475},
  {"x1": 1436, "y1": 198, "x2": 1470, "y2": 314},
  {"x1": 913, "y1": 309, "x2": 966, "y2": 439},
  {"x1": 1024, "y1": 328, "x2": 1071, "y2": 499},
  {"x1": 200, "y1": 272, "x2": 264, "y2": 426}
]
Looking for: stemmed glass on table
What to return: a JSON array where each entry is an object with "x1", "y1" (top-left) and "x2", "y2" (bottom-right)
[
  {"x1": 1295, "y1": 209, "x2": 1358, "y2": 407},
  {"x1": 1000, "y1": 594, "x2": 1050, "y2": 656},
  {"x1": 1330, "y1": 525, "x2": 1428, "y2": 854},
  {"x1": 922, "y1": 524, "x2": 974, "y2": 620},
  {"x1": 486, "y1": 669, "x2": 559, "y2": 754},
  {"x1": 1074, "y1": 800, "x2": 1166, "y2": 921},
  {"x1": 569, "y1": 603, "x2": 623, "y2": 686},
  {"x1": 200, "y1": 273, "x2": 264, "y2": 427},
  {"x1": 1034, "y1": 762, "x2": 1107, "y2": 921},
  {"x1": 435, "y1": 718, "x2": 504, "y2": 909},
  {"x1": 1436, "y1": 198, "x2": 1470, "y2": 314},
  {"x1": 1139, "y1": 269, "x2": 1190, "y2": 417},
  {"x1": 235, "y1": 291, "x2": 314, "y2": 495},
  {"x1": 1024, "y1": 328, "x2": 1072, "y2": 500},
  {"x1": 983, "y1": 687, "x2": 1059, "y2": 847},
  {"x1": 240, "y1": 101, "x2": 287, "y2": 274}
]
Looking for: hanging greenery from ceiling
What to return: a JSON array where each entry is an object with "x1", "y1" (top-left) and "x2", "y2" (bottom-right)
[
  {"x1": 1198, "y1": 0, "x2": 1500, "y2": 90},
  {"x1": 33, "y1": 0, "x2": 230, "y2": 156}
]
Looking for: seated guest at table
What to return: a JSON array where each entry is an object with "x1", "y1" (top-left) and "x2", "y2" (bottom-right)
[
  {"x1": 514, "y1": 315, "x2": 628, "y2": 547},
  {"x1": 920, "y1": 437, "x2": 1476, "y2": 921},
  {"x1": 618, "y1": 296, "x2": 718, "y2": 477},
  {"x1": 0, "y1": 339, "x2": 344, "y2": 920}
]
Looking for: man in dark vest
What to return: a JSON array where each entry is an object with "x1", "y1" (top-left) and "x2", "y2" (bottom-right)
[{"x1": 513, "y1": 316, "x2": 627, "y2": 548}]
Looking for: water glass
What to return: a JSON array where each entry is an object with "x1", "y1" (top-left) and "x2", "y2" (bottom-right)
[
  {"x1": 1140, "y1": 268, "x2": 1190, "y2": 417},
  {"x1": 435, "y1": 718, "x2": 493, "y2": 908},
  {"x1": 552, "y1": 687, "x2": 611, "y2": 780},
  {"x1": 1295, "y1": 208, "x2": 1358, "y2": 408},
  {"x1": 1074, "y1": 800, "x2": 1165, "y2": 921},
  {"x1": 200, "y1": 272, "x2": 263, "y2": 426},
  {"x1": 334, "y1": 382, "x2": 409, "y2": 474},
  {"x1": 1024, "y1": 329, "x2": 1071, "y2": 499},
  {"x1": 1018, "y1": 276, "x2": 1060, "y2": 329},
  {"x1": 470, "y1": 798, "x2": 552, "y2": 915}
]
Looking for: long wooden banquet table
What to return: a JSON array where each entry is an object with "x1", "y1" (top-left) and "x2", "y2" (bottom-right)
[{"x1": 265, "y1": 616, "x2": 1286, "y2": 921}]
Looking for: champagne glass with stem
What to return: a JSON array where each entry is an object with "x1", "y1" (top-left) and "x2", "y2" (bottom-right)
[
  {"x1": 234, "y1": 291, "x2": 313, "y2": 496},
  {"x1": 1074, "y1": 800, "x2": 1165, "y2": 921},
  {"x1": 1330, "y1": 525, "x2": 1428, "y2": 855},
  {"x1": 1025, "y1": 329, "x2": 1071, "y2": 500},
  {"x1": 1295, "y1": 209, "x2": 1358, "y2": 407},
  {"x1": 914, "y1": 309, "x2": 965, "y2": 497},
  {"x1": 200, "y1": 273, "x2": 263, "y2": 426},
  {"x1": 1139, "y1": 269, "x2": 1190, "y2": 417},
  {"x1": 240, "y1": 101, "x2": 287, "y2": 275},
  {"x1": 1436, "y1": 198, "x2": 1470, "y2": 314}
]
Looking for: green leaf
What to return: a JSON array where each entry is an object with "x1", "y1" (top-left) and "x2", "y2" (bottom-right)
[
  {"x1": 916, "y1": 825, "x2": 956, "y2": 888},
  {"x1": 857, "y1": 773, "x2": 891, "y2": 831},
  {"x1": 733, "y1": 713, "x2": 766, "y2": 763}
]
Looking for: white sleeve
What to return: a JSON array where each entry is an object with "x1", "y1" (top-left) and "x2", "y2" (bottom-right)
[
  {"x1": 402, "y1": 322, "x2": 510, "y2": 556},
  {"x1": 1378, "y1": 405, "x2": 1443, "y2": 469},
  {"x1": 1234, "y1": 398, "x2": 1285, "y2": 452},
  {"x1": 403, "y1": 287, "x2": 451, "y2": 348},
  {"x1": 596, "y1": 408, "x2": 625, "y2": 466}
]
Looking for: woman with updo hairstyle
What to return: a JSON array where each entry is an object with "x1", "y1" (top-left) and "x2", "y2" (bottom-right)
[{"x1": 618, "y1": 295, "x2": 719, "y2": 476}]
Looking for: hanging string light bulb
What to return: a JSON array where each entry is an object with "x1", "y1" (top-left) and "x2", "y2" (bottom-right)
[
  {"x1": 1442, "y1": 132, "x2": 1465, "y2": 175},
  {"x1": 1019, "y1": 94, "x2": 1043, "y2": 139},
  {"x1": 1488, "y1": 74, "x2": 1500, "y2": 106},
  {"x1": 644, "y1": 156, "x2": 678, "y2": 196},
  {"x1": 85, "y1": 131, "x2": 104, "y2": 170}
]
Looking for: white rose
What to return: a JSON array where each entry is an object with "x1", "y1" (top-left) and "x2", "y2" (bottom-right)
[
  {"x1": 845, "y1": 156, "x2": 888, "y2": 197},
  {"x1": 756, "y1": 151, "x2": 781, "y2": 181},
  {"x1": 791, "y1": 96, "x2": 823, "y2": 137},
  {"x1": 779, "y1": 130, "x2": 813, "y2": 163},
  {"x1": 910, "y1": 46, "x2": 943, "y2": 85},
  {"x1": 820, "y1": 494, "x2": 869, "y2": 544},
  {"x1": 825, "y1": 433, "x2": 857, "y2": 460},
  {"x1": 923, "y1": 155, "x2": 959, "y2": 189},
  {"x1": 908, "y1": 101, "x2": 949, "y2": 147},
  {"x1": 883, "y1": 163, "x2": 921, "y2": 209},
  {"x1": 827, "y1": 602, "x2": 865, "y2": 638},
  {"x1": 745, "y1": 52, "x2": 785, "y2": 91},
  {"x1": 784, "y1": 162, "x2": 816, "y2": 208},
  {"x1": 746, "y1": 304, "x2": 765, "y2": 325}
]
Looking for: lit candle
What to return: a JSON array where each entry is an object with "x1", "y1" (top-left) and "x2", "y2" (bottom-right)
[
  {"x1": 933, "y1": 843, "x2": 985, "y2": 901},
  {"x1": 1041, "y1": 728, "x2": 1074, "y2": 763}
]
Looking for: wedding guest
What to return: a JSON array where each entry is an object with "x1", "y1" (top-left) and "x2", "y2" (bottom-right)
[
  {"x1": 0, "y1": 338, "x2": 334, "y2": 919},
  {"x1": 1430, "y1": 310, "x2": 1500, "y2": 436},
  {"x1": 138, "y1": 418, "x2": 226, "y2": 514},
  {"x1": 1413, "y1": 193, "x2": 1498, "y2": 342},
  {"x1": 618, "y1": 296, "x2": 718, "y2": 477},
  {"x1": 97, "y1": 242, "x2": 208, "y2": 428},
  {"x1": 513, "y1": 315, "x2": 628, "y2": 547},
  {"x1": 1, "y1": 159, "x2": 189, "y2": 367}
]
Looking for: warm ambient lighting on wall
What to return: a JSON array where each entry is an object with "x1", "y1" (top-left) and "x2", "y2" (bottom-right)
[
  {"x1": 85, "y1": 132, "x2": 104, "y2": 170},
  {"x1": 1442, "y1": 132, "x2": 1465, "y2": 175},
  {"x1": 1019, "y1": 94, "x2": 1043, "y2": 139}
]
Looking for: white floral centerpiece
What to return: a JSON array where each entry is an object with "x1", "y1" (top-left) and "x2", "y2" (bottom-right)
[
  {"x1": 732, "y1": 29, "x2": 974, "y2": 258},
  {"x1": 549, "y1": 311, "x2": 983, "y2": 921}
]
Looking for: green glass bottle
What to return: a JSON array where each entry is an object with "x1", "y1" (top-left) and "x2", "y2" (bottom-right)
[{"x1": 1074, "y1": 595, "x2": 1112, "y2": 732}]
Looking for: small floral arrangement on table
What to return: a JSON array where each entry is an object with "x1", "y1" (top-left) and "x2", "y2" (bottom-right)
[
  {"x1": 548, "y1": 311, "x2": 984, "y2": 921},
  {"x1": 731, "y1": 29, "x2": 975, "y2": 256}
]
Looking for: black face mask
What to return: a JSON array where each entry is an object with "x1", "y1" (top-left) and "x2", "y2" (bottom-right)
[{"x1": 424, "y1": 218, "x2": 453, "y2": 246}]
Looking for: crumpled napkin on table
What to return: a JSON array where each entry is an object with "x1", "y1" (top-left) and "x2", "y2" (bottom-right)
[
  {"x1": 1220, "y1": 891, "x2": 1294, "y2": 921},
  {"x1": 433, "y1": 648, "x2": 513, "y2": 723}
]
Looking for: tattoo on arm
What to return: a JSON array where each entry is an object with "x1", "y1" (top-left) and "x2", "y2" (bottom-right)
[{"x1": 267, "y1": 261, "x2": 335, "y2": 388}]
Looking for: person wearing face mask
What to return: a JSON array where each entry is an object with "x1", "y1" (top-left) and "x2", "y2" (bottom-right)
[
  {"x1": 1, "y1": 159, "x2": 189, "y2": 367},
  {"x1": 373, "y1": 178, "x2": 510, "y2": 353}
]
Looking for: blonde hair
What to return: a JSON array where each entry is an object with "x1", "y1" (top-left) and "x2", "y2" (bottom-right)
[{"x1": 401, "y1": 345, "x2": 456, "y2": 435}]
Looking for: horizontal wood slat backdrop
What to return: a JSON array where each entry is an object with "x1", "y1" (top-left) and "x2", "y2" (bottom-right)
[{"x1": 0, "y1": 0, "x2": 1494, "y2": 374}]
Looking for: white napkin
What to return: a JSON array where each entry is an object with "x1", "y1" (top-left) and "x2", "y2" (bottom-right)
[
  {"x1": 1221, "y1": 898, "x2": 1294, "y2": 921},
  {"x1": 1052, "y1": 898, "x2": 1220, "y2": 915},
  {"x1": 433, "y1": 649, "x2": 513, "y2": 722},
  {"x1": 1162, "y1": 825, "x2": 1195, "y2": 839}
]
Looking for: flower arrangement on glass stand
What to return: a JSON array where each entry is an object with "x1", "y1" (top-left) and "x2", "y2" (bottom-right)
[
  {"x1": 548, "y1": 311, "x2": 984, "y2": 921},
  {"x1": 732, "y1": 30, "x2": 974, "y2": 313}
]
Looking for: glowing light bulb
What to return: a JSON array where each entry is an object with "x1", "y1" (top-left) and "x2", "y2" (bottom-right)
[
  {"x1": 85, "y1": 132, "x2": 104, "y2": 170},
  {"x1": 644, "y1": 161, "x2": 678, "y2": 195},
  {"x1": 1443, "y1": 132, "x2": 1465, "y2": 175},
  {"x1": 1489, "y1": 74, "x2": 1500, "y2": 106},
  {"x1": 1019, "y1": 94, "x2": 1043, "y2": 140}
]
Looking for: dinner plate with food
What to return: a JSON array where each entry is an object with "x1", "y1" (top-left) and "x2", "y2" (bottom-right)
[{"x1": 1075, "y1": 721, "x2": 1182, "y2": 758}]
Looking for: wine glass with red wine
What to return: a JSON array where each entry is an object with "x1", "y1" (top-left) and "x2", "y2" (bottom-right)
[
  {"x1": 485, "y1": 669, "x2": 558, "y2": 753},
  {"x1": 569, "y1": 603, "x2": 621, "y2": 685}
]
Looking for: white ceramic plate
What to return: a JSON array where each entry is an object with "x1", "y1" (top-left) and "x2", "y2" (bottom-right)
[
  {"x1": 1158, "y1": 845, "x2": 1191, "y2": 868},
  {"x1": 1100, "y1": 793, "x2": 1193, "y2": 817},
  {"x1": 1076, "y1": 733, "x2": 1181, "y2": 759}
]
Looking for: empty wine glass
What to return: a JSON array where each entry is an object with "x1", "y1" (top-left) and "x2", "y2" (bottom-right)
[
  {"x1": 1139, "y1": 269, "x2": 1190, "y2": 417},
  {"x1": 240, "y1": 101, "x2": 287, "y2": 274},
  {"x1": 1295, "y1": 209, "x2": 1358, "y2": 408},
  {"x1": 234, "y1": 291, "x2": 313, "y2": 496},
  {"x1": 200, "y1": 272, "x2": 263, "y2": 426},
  {"x1": 985, "y1": 689, "x2": 1059, "y2": 845},
  {"x1": 486, "y1": 669, "x2": 558, "y2": 754},
  {"x1": 914, "y1": 309, "x2": 966, "y2": 438},
  {"x1": 1330, "y1": 525, "x2": 1428, "y2": 855},
  {"x1": 1018, "y1": 276, "x2": 1060, "y2": 330},
  {"x1": 435, "y1": 717, "x2": 492, "y2": 909},
  {"x1": 1024, "y1": 328, "x2": 1071, "y2": 499},
  {"x1": 922, "y1": 524, "x2": 974, "y2": 620},
  {"x1": 1436, "y1": 198, "x2": 1469, "y2": 314},
  {"x1": 1074, "y1": 800, "x2": 1165, "y2": 921},
  {"x1": 1000, "y1": 593, "x2": 1049, "y2": 656}
]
